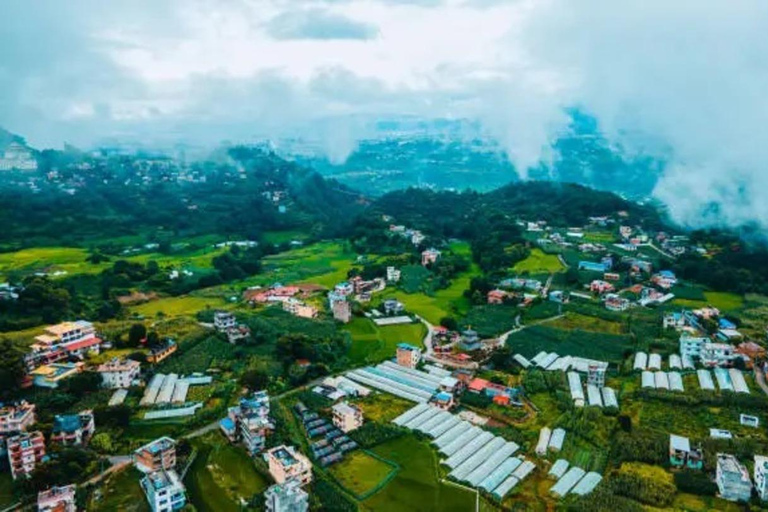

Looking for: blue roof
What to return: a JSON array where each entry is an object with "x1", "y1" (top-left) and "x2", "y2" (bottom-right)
[
  {"x1": 434, "y1": 392, "x2": 452, "y2": 401},
  {"x1": 719, "y1": 318, "x2": 736, "y2": 329},
  {"x1": 220, "y1": 417, "x2": 235, "y2": 430},
  {"x1": 659, "y1": 270, "x2": 676, "y2": 278},
  {"x1": 398, "y1": 343, "x2": 419, "y2": 350},
  {"x1": 53, "y1": 414, "x2": 82, "y2": 433}
]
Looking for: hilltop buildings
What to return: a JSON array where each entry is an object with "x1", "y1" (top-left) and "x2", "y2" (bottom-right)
[
  {"x1": 0, "y1": 142, "x2": 37, "y2": 170},
  {"x1": 25, "y1": 321, "x2": 102, "y2": 372},
  {"x1": 669, "y1": 434, "x2": 703, "y2": 470},
  {"x1": 140, "y1": 468, "x2": 187, "y2": 512},
  {"x1": 0, "y1": 401, "x2": 36, "y2": 436},
  {"x1": 134, "y1": 437, "x2": 177, "y2": 474},
  {"x1": 396, "y1": 343, "x2": 421, "y2": 369}
]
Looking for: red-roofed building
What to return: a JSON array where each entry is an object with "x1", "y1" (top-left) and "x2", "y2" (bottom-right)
[
  {"x1": 468, "y1": 378, "x2": 489, "y2": 393},
  {"x1": 493, "y1": 395, "x2": 510, "y2": 406},
  {"x1": 487, "y1": 290, "x2": 508, "y2": 305}
]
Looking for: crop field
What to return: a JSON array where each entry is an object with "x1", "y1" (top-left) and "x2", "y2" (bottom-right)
[
  {"x1": 0, "y1": 246, "x2": 110, "y2": 278},
  {"x1": 512, "y1": 248, "x2": 565, "y2": 274},
  {"x1": 548, "y1": 312, "x2": 625, "y2": 335},
  {"x1": 329, "y1": 451, "x2": 398, "y2": 499},
  {"x1": 89, "y1": 467, "x2": 149, "y2": 512},
  {"x1": 0, "y1": 474, "x2": 14, "y2": 510},
  {"x1": 345, "y1": 318, "x2": 426, "y2": 365},
  {"x1": 506, "y1": 325, "x2": 634, "y2": 362},
  {"x1": 360, "y1": 435, "x2": 476, "y2": 512},
  {"x1": 262, "y1": 230, "x2": 309, "y2": 245},
  {"x1": 703, "y1": 291, "x2": 744, "y2": 311},
  {"x1": 186, "y1": 434, "x2": 269, "y2": 512}
]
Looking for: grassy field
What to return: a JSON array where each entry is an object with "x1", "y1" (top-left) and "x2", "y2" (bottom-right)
[
  {"x1": 186, "y1": 434, "x2": 270, "y2": 512},
  {"x1": 129, "y1": 295, "x2": 229, "y2": 318},
  {"x1": 0, "y1": 246, "x2": 110, "y2": 278},
  {"x1": 261, "y1": 241, "x2": 356, "y2": 289},
  {"x1": 703, "y1": 291, "x2": 744, "y2": 311},
  {"x1": 548, "y1": 312, "x2": 625, "y2": 335},
  {"x1": 329, "y1": 451, "x2": 398, "y2": 499},
  {"x1": 345, "y1": 318, "x2": 426, "y2": 365},
  {"x1": 262, "y1": 230, "x2": 309, "y2": 245},
  {"x1": 507, "y1": 325, "x2": 634, "y2": 363},
  {"x1": 512, "y1": 248, "x2": 565, "y2": 274},
  {"x1": 89, "y1": 467, "x2": 149, "y2": 512},
  {"x1": 0, "y1": 473, "x2": 15, "y2": 510},
  {"x1": 352, "y1": 392, "x2": 413, "y2": 423},
  {"x1": 361, "y1": 435, "x2": 476, "y2": 512}
]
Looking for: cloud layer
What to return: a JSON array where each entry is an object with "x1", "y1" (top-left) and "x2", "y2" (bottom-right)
[{"x1": 1, "y1": 0, "x2": 768, "y2": 231}]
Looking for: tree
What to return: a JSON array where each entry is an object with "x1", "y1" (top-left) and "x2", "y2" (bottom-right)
[
  {"x1": 146, "y1": 330, "x2": 160, "y2": 348},
  {"x1": 90, "y1": 433, "x2": 113, "y2": 454},
  {"x1": 439, "y1": 316, "x2": 457, "y2": 330},
  {"x1": 128, "y1": 323, "x2": 147, "y2": 347},
  {"x1": 240, "y1": 369, "x2": 269, "y2": 391},
  {"x1": 94, "y1": 404, "x2": 131, "y2": 428},
  {"x1": 64, "y1": 371, "x2": 103, "y2": 395},
  {"x1": 0, "y1": 337, "x2": 24, "y2": 399}
]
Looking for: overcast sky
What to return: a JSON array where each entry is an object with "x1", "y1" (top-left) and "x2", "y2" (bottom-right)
[{"x1": 2, "y1": 0, "x2": 768, "y2": 229}]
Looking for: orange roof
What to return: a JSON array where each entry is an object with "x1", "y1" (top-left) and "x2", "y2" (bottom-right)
[
  {"x1": 63, "y1": 337, "x2": 101, "y2": 352},
  {"x1": 468, "y1": 378, "x2": 489, "y2": 392},
  {"x1": 493, "y1": 395, "x2": 510, "y2": 405}
]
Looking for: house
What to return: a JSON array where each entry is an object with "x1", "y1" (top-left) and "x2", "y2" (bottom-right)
[
  {"x1": 459, "y1": 329, "x2": 481, "y2": 351},
  {"x1": 25, "y1": 320, "x2": 101, "y2": 370},
  {"x1": 590, "y1": 280, "x2": 614, "y2": 294},
  {"x1": 755, "y1": 455, "x2": 768, "y2": 501},
  {"x1": 669, "y1": 434, "x2": 703, "y2": 470},
  {"x1": 31, "y1": 363, "x2": 83, "y2": 388},
  {"x1": 735, "y1": 342, "x2": 765, "y2": 368},
  {"x1": 6, "y1": 431, "x2": 46, "y2": 479},
  {"x1": 244, "y1": 285, "x2": 300, "y2": 304},
  {"x1": 140, "y1": 469, "x2": 187, "y2": 512},
  {"x1": 396, "y1": 343, "x2": 421, "y2": 369},
  {"x1": 548, "y1": 290, "x2": 569, "y2": 304},
  {"x1": 386, "y1": 266, "x2": 401, "y2": 283},
  {"x1": 214, "y1": 311, "x2": 237, "y2": 332},
  {"x1": 716, "y1": 454, "x2": 752, "y2": 502},
  {"x1": 0, "y1": 401, "x2": 36, "y2": 435},
  {"x1": 383, "y1": 299, "x2": 404, "y2": 316},
  {"x1": 679, "y1": 334, "x2": 707, "y2": 360},
  {"x1": 97, "y1": 358, "x2": 141, "y2": 388},
  {"x1": 663, "y1": 312, "x2": 686, "y2": 330},
  {"x1": 466, "y1": 378, "x2": 521, "y2": 406},
  {"x1": 220, "y1": 391, "x2": 274, "y2": 455},
  {"x1": 134, "y1": 437, "x2": 177, "y2": 474},
  {"x1": 487, "y1": 289, "x2": 508, "y2": 304},
  {"x1": 266, "y1": 445, "x2": 312, "y2": 485},
  {"x1": 37, "y1": 485, "x2": 77, "y2": 512},
  {"x1": 421, "y1": 248, "x2": 441, "y2": 266},
  {"x1": 334, "y1": 282, "x2": 354, "y2": 297},
  {"x1": 51, "y1": 410, "x2": 95, "y2": 447},
  {"x1": 741, "y1": 414, "x2": 760, "y2": 428},
  {"x1": 700, "y1": 343, "x2": 735, "y2": 367},
  {"x1": 604, "y1": 294, "x2": 630, "y2": 312},
  {"x1": 225, "y1": 324, "x2": 251, "y2": 344},
  {"x1": 431, "y1": 391, "x2": 455, "y2": 410},
  {"x1": 147, "y1": 340, "x2": 177, "y2": 364},
  {"x1": 265, "y1": 480, "x2": 309, "y2": 512},
  {"x1": 332, "y1": 402, "x2": 363, "y2": 433},
  {"x1": 332, "y1": 299, "x2": 352, "y2": 324},
  {"x1": 603, "y1": 272, "x2": 621, "y2": 281},
  {"x1": 282, "y1": 298, "x2": 318, "y2": 319}
]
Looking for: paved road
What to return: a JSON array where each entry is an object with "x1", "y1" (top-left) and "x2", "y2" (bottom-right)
[{"x1": 754, "y1": 367, "x2": 768, "y2": 396}]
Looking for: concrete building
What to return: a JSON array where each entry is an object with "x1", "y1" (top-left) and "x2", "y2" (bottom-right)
[
  {"x1": 265, "y1": 480, "x2": 309, "y2": 512},
  {"x1": 396, "y1": 343, "x2": 421, "y2": 369},
  {"x1": 386, "y1": 266, "x2": 401, "y2": 283},
  {"x1": 266, "y1": 445, "x2": 312, "y2": 485},
  {"x1": 701, "y1": 343, "x2": 735, "y2": 367},
  {"x1": 679, "y1": 334, "x2": 707, "y2": 360},
  {"x1": 669, "y1": 434, "x2": 703, "y2": 470},
  {"x1": 134, "y1": 437, "x2": 177, "y2": 474},
  {"x1": 332, "y1": 299, "x2": 352, "y2": 324},
  {"x1": 37, "y1": 485, "x2": 77, "y2": 512},
  {"x1": 0, "y1": 142, "x2": 37, "y2": 171},
  {"x1": 282, "y1": 298, "x2": 318, "y2": 319},
  {"x1": 30, "y1": 363, "x2": 83, "y2": 389},
  {"x1": 755, "y1": 455, "x2": 768, "y2": 501},
  {"x1": 716, "y1": 453, "x2": 752, "y2": 502},
  {"x1": 140, "y1": 469, "x2": 187, "y2": 512},
  {"x1": 220, "y1": 391, "x2": 274, "y2": 455},
  {"x1": 7, "y1": 431, "x2": 46, "y2": 480},
  {"x1": 147, "y1": 340, "x2": 177, "y2": 364},
  {"x1": 214, "y1": 311, "x2": 237, "y2": 331},
  {"x1": 383, "y1": 299, "x2": 404, "y2": 316},
  {"x1": 587, "y1": 364, "x2": 606, "y2": 388},
  {"x1": 97, "y1": 358, "x2": 141, "y2": 388},
  {"x1": 332, "y1": 402, "x2": 363, "y2": 433},
  {"x1": 51, "y1": 410, "x2": 95, "y2": 447},
  {"x1": 0, "y1": 401, "x2": 36, "y2": 435}
]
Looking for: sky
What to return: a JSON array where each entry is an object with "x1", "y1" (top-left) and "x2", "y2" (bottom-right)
[{"x1": 1, "y1": 0, "x2": 768, "y2": 230}]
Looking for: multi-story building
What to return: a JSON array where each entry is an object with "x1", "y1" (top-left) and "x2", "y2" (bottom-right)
[
  {"x1": 669, "y1": 434, "x2": 703, "y2": 470},
  {"x1": 332, "y1": 402, "x2": 363, "y2": 433},
  {"x1": 716, "y1": 453, "x2": 752, "y2": 502},
  {"x1": 332, "y1": 299, "x2": 352, "y2": 324},
  {"x1": 265, "y1": 480, "x2": 309, "y2": 512},
  {"x1": 6, "y1": 431, "x2": 46, "y2": 479},
  {"x1": 266, "y1": 445, "x2": 312, "y2": 485},
  {"x1": 0, "y1": 142, "x2": 37, "y2": 171},
  {"x1": 701, "y1": 343, "x2": 735, "y2": 367},
  {"x1": 134, "y1": 437, "x2": 177, "y2": 474},
  {"x1": 97, "y1": 358, "x2": 141, "y2": 388},
  {"x1": 755, "y1": 455, "x2": 768, "y2": 501},
  {"x1": 220, "y1": 391, "x2": 274, "y2": 455},
  {"x1": 282, "y1": 298, "x2": 318, "y2": 319},
  {"x1": 140, "y1": 469, "x2": 187, "y2": 512},
  {"x1": 37, "y1": 485, "x2": 77, "y2": 512},
  {"x1": 51, "y1": 410, "x2": 95, "y2": 447},
  {"x1": 396, "y1": 343, "x2": 421, "y2": 369},
  {"x1": 214, "y1": 311, "x2": 237, "y2": 332},
  {"x1": 679, "y1": 334, "x2": 707, "y2": 360},
  {"x1": 587, "y1": 365, "x2": 606, "y2": 389},
  {"x1": 25, "y1": 321, "x2": 102, "y2": 371},
  {"x1": 421, "y1": 248, "x2": 441, "y2": 266},
  {"x1": 147, "y1": 340, "x2": 177, "y2": 364},
  {"x1": 0, "y1": 401, "x2": 36, "y2": 435},
  {"x1": 386, "y1": 266, "x2": 401, "y2": 283}
]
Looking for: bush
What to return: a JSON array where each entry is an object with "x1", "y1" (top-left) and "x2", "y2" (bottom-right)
[
  {"x1": 349, "y1": 423, "x2": 405, "y2": 448},
  {"x1": 674, "y1": 470, "x2": 717, "y2": 496},
  {"x1": 609, "y1": 463, "x2": 676, "y2": 507}
]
